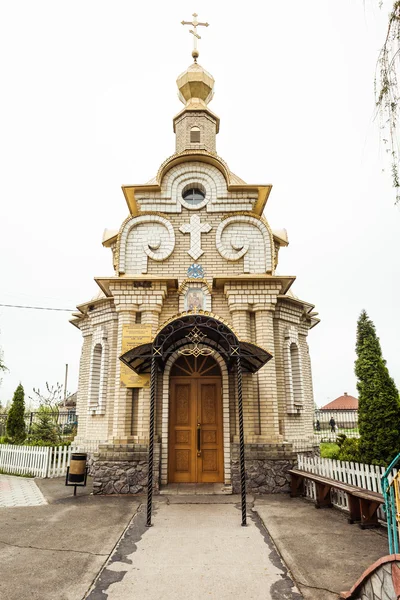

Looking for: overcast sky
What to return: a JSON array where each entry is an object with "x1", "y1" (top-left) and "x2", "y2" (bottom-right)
[{"x1": 0, "y1": 1, "x2": 398, "y2": 408}]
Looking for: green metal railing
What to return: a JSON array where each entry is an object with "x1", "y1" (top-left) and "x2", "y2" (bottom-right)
[{"x1": 381, "y1": 453, "x2": 400, "y2": 554}]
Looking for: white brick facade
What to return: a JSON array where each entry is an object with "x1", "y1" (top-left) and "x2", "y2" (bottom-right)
[{"x1": 71, "y1": 59, "x2": 319, "y2": 489}]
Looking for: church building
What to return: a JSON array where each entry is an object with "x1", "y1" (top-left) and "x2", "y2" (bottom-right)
[{"x1": 71, "y1": 18, "x2": 319, "y2": 496}]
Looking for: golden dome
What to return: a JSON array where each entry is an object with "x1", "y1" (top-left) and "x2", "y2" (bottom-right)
[{"x1": 176, "y1": 62, "x2": 215, "y2": 109}]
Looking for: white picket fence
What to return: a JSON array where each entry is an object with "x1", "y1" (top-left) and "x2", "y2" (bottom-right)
[
  {"x1": 47, "y1": 446, "x2": 73, "y2": 478},
  {"x1": 0, "y1": 443, "x2": 94, "y2": 478},
  {"x1": 0, "y1": 440, "x2": 104, "y2": 478},
  {"x1": 297, "y1": 455, "x2": 396, "y2": 519}
]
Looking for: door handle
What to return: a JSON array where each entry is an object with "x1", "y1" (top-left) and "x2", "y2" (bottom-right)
[{"x1": 197, "y1": 423, "x2": 201, "y2": 456}]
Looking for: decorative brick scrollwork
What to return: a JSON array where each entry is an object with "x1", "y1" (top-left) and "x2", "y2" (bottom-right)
[
  {"x1": 136, "y1": 162, "x2": 254, "y2": 214},
  {"x1": 118, "y1": 215, "x2": 175, "y2": 274},
  {"x1": 215, "y1": 215, "x2": 273, "y2": 273},
  {"x1": 162, "y1": 163, "x2": 218, "y2": 211}
]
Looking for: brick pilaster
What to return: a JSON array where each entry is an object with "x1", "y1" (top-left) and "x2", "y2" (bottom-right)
[
  {"x1": 112, "y1": 304, "x2": 139, "y2": 442},
  {"x1": 137, "y1": 304, "x2": 162, "y2": 441},
  {"x1": 253, "y1": 303, "x2": 281, "y2": 442}
]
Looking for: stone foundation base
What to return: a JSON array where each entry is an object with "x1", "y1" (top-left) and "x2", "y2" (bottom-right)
[
  {"x1": 91, "y1": 443, "x2": 160, "y2": 495},
  {"x1": 231, "y1": 443, "x2": 296, "y2": 494},
  {"x1": 90, "y1": 441, "x2": 316, "y2": 495}
]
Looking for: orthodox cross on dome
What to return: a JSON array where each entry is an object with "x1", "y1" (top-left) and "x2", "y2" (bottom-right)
[
  {"x1": 181, "y1": 12, "x2": 209, "y2": 62},
  {"x1": 179, "y1": 215, "x2": 212, "y2": 260}
]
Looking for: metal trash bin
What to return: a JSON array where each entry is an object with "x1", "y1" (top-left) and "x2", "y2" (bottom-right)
[{"x1": 65, "y1": 452, "x2": 88, "y2": 495}]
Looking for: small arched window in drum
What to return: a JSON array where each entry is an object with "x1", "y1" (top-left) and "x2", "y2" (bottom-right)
[{"x1": 190, "y1": 126, "x2": 201, "y2": 143}]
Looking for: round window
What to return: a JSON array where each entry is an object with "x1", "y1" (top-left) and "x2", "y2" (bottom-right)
[{"x1": 182, "y1": 187, "x2": 205, "y2": 206}]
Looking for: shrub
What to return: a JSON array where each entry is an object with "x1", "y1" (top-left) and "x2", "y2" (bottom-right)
[
  {"x1": 338, "y1": 438, "x2": 361, "y2": 463},
  {"x1": 24, "y1": 439, "x2": 71, "y2": 447},
  {"x1": 6, "y1": 384, "x2": 26, "y2": 443},
  {"x1": 320, "y1": 443, "x2": 340, "y2": 459},
  {"x1": 62, "y1": 423, "x2": 77, "y2": 435}
]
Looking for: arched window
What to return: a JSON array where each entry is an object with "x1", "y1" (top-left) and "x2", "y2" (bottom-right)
[
  {"x1": 190, "y1": 126, "x2": 201, "y2": 143},
  {"x1": 283, "y1": 330, "x2": 304, "y2": 414},
  {"x1": 290, "y1": 343, "x2": 303, "y2": 406},
  {"x1": 89, "y1": 344, "x2": 102, "y2": 412},
  {"x1": 88, "y1": 332, "x2": 109, "y2": 415}
]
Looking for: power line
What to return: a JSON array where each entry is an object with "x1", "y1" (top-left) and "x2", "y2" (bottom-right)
[{"x1": 0, "y1": 303, "x2": 73, "y2": 312}]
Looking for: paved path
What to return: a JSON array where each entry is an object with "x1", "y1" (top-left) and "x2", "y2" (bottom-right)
[
  {"x1": 0, "y1": 478, "x2": 141, "y2": 600},
  {"x1": 0, "y1": 479, "x2": 391, "y2": 600},
  {"x1": 86, "y1": 499, "x2": 303, "y2": 600},
  {"x1": 0, "y1": 474, "x2": 47, "y2": 507},
  {"x1": 255, "y1": 495, "x2": 389, "y2": 600}
]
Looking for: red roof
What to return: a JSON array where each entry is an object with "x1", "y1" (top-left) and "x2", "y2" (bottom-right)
[{"x1": 320, "y1": 393, "x2": 358, "y2": 411}]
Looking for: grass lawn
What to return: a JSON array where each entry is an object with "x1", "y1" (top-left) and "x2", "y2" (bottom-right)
[{"x1": 320, "y1": 442, "x2": 340, "y2": 459}]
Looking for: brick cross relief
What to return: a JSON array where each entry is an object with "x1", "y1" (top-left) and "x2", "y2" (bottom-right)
[{"x1": 179, "y1": 215, "x2": 212, "y2": 260}]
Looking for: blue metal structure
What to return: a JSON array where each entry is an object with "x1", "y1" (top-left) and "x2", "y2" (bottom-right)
[{"x1": 381, "y1": 452, "x2": 400, "y2": 554}]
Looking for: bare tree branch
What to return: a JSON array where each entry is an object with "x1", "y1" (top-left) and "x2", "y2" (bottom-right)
[{"x1": 375, "y1": 1, "x2": 400, "y2": 202}]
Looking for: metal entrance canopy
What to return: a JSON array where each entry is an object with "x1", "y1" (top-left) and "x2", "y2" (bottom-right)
[
  {"x1": 120, "y1": 311, "x2": 272, "y2": 374},
  {"x1": 119, "y1": 311, "x2": 273, "y2": 528}
]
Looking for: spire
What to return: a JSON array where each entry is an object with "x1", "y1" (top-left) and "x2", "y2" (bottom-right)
[{"x1": 174, "y1": 13, "x2": 219, "y2": 154}]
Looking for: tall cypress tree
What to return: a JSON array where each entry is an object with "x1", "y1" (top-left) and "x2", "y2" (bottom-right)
[
  {"x1": 6, "y1": 383, "x2": 26, "y2": 443},
  {"x1": 355, "y1": 310, "x2": 400, "y2": 465}
]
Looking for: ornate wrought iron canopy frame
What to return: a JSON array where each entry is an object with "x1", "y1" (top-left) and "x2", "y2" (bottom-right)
[
  {"x1": 120, "y1": 312, "x2": 272, "y2": 375},
  {"x1": 119, "y1": 311, "x2": 273, "y2": 529}
]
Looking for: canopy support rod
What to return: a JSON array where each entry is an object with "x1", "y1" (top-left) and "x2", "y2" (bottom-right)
[
  {"x1": 146, "y1": 354, "x2": 157, "y2": 527},
  {"x1": 236, "y1": 354, "x2": 247, "y2": 526}
]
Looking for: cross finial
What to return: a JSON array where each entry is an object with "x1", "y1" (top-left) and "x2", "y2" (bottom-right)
[{"x1": 181, "y1": 12, "x2": 209, "y2": 63}]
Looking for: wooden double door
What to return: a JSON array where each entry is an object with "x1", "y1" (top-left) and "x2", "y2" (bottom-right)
[{"x1": 168, "y1": 356, "x2": 224, "y2": 483}]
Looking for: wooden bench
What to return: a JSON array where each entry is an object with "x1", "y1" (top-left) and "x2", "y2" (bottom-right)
[{"x1": 289, "y1": 468, "x2": 384, "y2": 529}]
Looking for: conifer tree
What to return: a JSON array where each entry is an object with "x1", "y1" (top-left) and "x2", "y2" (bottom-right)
[
  {"x1": 355, "y1": 310, "x2": 400, "y2": 465},
  {"x1": 6, "y1": 383, "x2": 26, "y2": 443},
  {"x1": 29, "y1": 406, "x2": 60, "y2": 445}
]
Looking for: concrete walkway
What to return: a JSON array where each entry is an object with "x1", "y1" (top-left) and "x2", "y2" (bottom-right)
[
  {"x1": 0, "y1": 478, "x2": 141, "y2": 600},
  {"x1": 86, "y1": 498, "x2": 302, "y2": 600},
  {"x1": 255, "y1": 495, "x2": 389, "y2": 600},
  {"x1": 85, "y1": 494, "x2": 390, "y2": 600},
  {"x1": 0, "y1": 478, "x2": 391, "y2": 600}
]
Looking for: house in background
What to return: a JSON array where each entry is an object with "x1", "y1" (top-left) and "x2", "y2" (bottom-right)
[
  {"x1": 57, "y1": 392, "x2": 77, "y2": 428},
  {"x1": 60, "y1": 392, "x2": 77, "y2": 411},
  {"x1": 318, "y1": 392, "x2": 358, "y2": 429}
]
